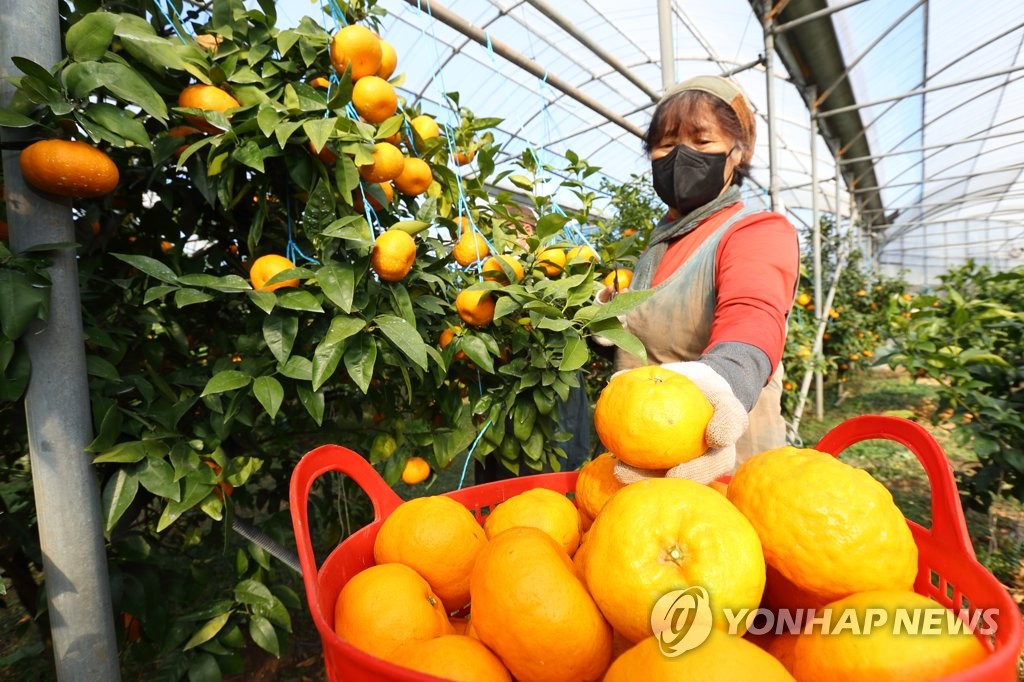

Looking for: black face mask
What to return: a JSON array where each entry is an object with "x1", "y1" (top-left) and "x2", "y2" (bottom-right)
[{"x1": 651, "y1": 145, "x2": 730, "y2": 216}]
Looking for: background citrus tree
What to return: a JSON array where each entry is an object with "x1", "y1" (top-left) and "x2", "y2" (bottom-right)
[{"x1": 0, "y1": 0, "x2": 649, "y2": 676}]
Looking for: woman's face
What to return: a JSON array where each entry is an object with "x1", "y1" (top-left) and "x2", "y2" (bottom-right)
[{"x1": 649, "y1": 102, "x2": 741, "y2": 187}]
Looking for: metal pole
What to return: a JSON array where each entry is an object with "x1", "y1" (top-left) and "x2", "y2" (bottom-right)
[
  {"x1": 763, "y1": 3, "x2": 780, "y2": 211},
  {"x1": 657, "y1": 0, "x2": 675, "y2": 92},
  {"x1": 809, "y1": 96, "x2": 824, "y2": 419},
  {"x1": 402, "y1": 0, "x2": 644, "y2": 138},
  {"x1": 0, "y1": 2, "x2": 121, "y2": 679},
  {"x1": 524, "y1": 0, "x2": 659, "y2": 102}
]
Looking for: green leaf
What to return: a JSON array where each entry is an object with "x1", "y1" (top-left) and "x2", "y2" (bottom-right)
[
  {"x1": 136, "y1": 457, "x2": 180, "y2": 501},
  {"x1": 458, "y1": 335, "x2": 494, "y2": 374},
  {"x1": 234, "y1": 579, "x2": 275, "y2": 610},
  {"x1": 0, "y1": 107, "x2": 38, "y2": 127},
  {"x1": 256, "y1": 105, "x2": 282, "y2": 138},
  {"x1": 112, "y1": 253, "x2": 178, "y2": 284},
  {"x1": 174, "y1": 288, "x2": 215, "y2": 308},
  {"x1": 0, "y1": 270, "x2": 48, "y2": 339},
  {"x1": 234, "y1": 139, "x2": 268, "y2": 172},
  {"x1": 252, "y1": 376, "x2": 284, "y2": 419},
  {"x1": 390, "y1": 220, "x2": 430, "y2": 236},
  {"x1": 262, "y1": 314, "x2": 298, "y2": 364},
  {"x1": 94, "y1": 440, "x2": 168, "y2": 464},
  {"x1": 559, "y1": 336, "x2": 589, "y2": 371},
  {"x1": 344, "y1": 335, "x2": 377, "y2": 394},
  {"x1": 375, "y1": 314, "x2": 427, "y2": 370},
  {"x1": 274, "y1": 120, "x2": 303, "y2": 148},
  {"x1": 323, "y1": 315, "x2": 366, "y2": 345},
  {"x1": 303, "y1": 117, "x2": 336, "y2": 153},
  {"x1": 322, "y1": 215, "x2": 371, "y2": 240},
  {"x1": 65, "y1": 12, "x2": 119, "y2": 61},
  {"x1": 86, "y1": 355, "x2": 119, "y2": 380},
  {"x1": 248, "y1": 290, "x2": 277, "y2": 314},
  {"x1": 0, "y1": 342, "x2": 29, "y2": 401},
  {"x1": 276, "y1": 290, "x2": 323, "y2": 313},
  {"x1": 101, "y1": 468, "x2": 139, "y2": 532},
  {"x1": 249, "y1": 615, "x2": 279, "y2": 657},
  {"x1": 278, "y1": 356, "x2": 312, "y2": 381},
  {"x1": 183, "y1": 612, "x2": 231, "y2": 651},
  {"x1": 317, "y1": 263, "x2": 356, "y2": 312},
  {"x1": 187, "y1": 653, "x2": 221, "y2": 682},
  {"x1": 201, "y1": 371, "x2": 251, "y2": 397},
  {"x1": 584, "y1": 290, "x2": 654, "y2": 324},
  {"x1": 81, "y1": 102, "x2": 151, "y2": 147},
  {"x1": 311, "y1": 338, "x2": 344, "y2": 391},
  {"x1": 64, "y1": 62, "x2": 168, "y2": 122},
  {"x1": 116, "y1": 18, "x2": 189, "y2": 73},
  {"x1": 588, "y1": 325, "x2": 647, "y2": 360},
  {"x1": 535, "y1": 213, "x2": 570, "y2": 240},
  {"x1": 493, "y1": 296, "x2": 519, "y2": 321},
  {"x1": 296, "y1": 384, "x2": 325, "y2": 425}
]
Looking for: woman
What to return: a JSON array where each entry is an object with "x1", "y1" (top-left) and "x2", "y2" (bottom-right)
[{"x1": 598, "y1": 75, "x2": 799, "y2": 484}]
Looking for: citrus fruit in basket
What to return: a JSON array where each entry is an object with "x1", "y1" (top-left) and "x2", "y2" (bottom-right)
[
  {"x1": 583, "y1": 477, "x2": 765, "y2": 643},
  {"x1": 791, "y1": 590, "x2": 987, "y2": 681},
  {"x1": 593, "y1": 365, "x2": 714, "y2": 469},
  {"x1": 483, "y1": 487, "x2": 582, "y2": 557},
  {"x1": 726, "y1": 446, "x2": 918, "y2": 609},
  {"x1": 334, "y1": 562, "x2": 453, "y2": 660},
  {"x1": 604, "y1": 630, "x2": 795, "y2": 681},
  {"x1": 470, "y1": 526, "x2": 612, "y2": 682},
  {"x1": 574, "y1": 453, "x2": 625, "y2": 522},
  {"x1": 374, "y1": 496, "x2": 487, "y2": 612},
  {"x1": 393, "y1": 635, "x2": 512, "y2": 682}
]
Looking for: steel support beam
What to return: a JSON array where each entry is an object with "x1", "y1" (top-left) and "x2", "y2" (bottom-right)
[{"x1": 0, "y1": 1, "x2": 120, "y2": 679}]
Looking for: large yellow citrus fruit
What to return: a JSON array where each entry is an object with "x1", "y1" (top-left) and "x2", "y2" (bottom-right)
[
  {"x1": 249, "y1": 254, "x2": 299, "y2": 291},
  {"x1": 481, "y1": 255, "x2": 524, "y2": 284},
  {"x1": 470, "y1": 526, "x2": 612, "y2": 682},
  {"x1": 409, "y1": 114, "x2": 441, "y2": 151},
  {"x1": 373, "y1": 495, "x2": 487, "y2": 611},
  {"x1": 583, "y1": 477, "x2": 766, "y2": 643},
  {"x1": 392, "y1": 157, "x2": 433, "y2": 196},
  {"x1": 604, "y1": 631, "x2": 795, "y2": 682},
  {"x1": 370, "y1": 229, "x2": 416, "y2": 282},
  {"x1": 178, "y1": 84, "x2": 240, "y2": 133},
  {"x1": 393, "y1": 635, "x2": 511, "y2": 682},
  {"x1": 330, "y1": 25, "x2": 382, "y2": 80},
  {"x1": 535, "y1": 247, "x2": 566, "y2": 276},
  {"x1": 358, "y1": 142, "x2": 405, "y2": 183},
  {"x1": 19, "y1": 140, "x2": 119, "y2": 198},
  {"x1": 603, "y1": 268, "x2": 633, "y2": 290},
  {"x1": 566, "y1": 244, "x2": 598, "y2": 263},
  {"x1": 593, "y1": 365, "x2": 714, "y2": 469},
  {"x1": 376, "y1": 39, "x2": 398, "y2": 80},
  {"x1": 727, "y1": 447, "x2": 918, "y2": 609},
  {"x1": 483, "y1": 488, "x2": 581, "y2": 557},
  {"x1": 791, "y1": 590, "x2": 987, "y2": 681},
  {"x1": 574, "y1": 453, "x2": 626, "y2": 521},
  {"x1": 352, "y1": 75, "x2": 397, "y2": 124},
  {"x1": 333, "y1": 563, "x2": 453, "y2": 661},
  {"x1": 452, "y1": 228, "x2": 489, "y2": 266},
  {"x1": 455, "y1": 289, "x2": 495, "y2": 327}
]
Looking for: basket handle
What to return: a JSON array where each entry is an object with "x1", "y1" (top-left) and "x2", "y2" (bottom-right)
[
  {"x1": 289, "y1": 445, "x2": 403, "y2": 579},
  {"x1": 814, "y1": 415, "x2": 975, "y2": 559}
]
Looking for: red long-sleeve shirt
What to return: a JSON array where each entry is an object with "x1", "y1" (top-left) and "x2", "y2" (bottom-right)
[{"x1": 651, "y1": 203, "x2": 799, "y2": 372}]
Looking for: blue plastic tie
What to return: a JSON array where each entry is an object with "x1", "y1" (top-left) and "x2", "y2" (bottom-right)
[{"x1": 458, "y1": 418, "x2": 493, "y2": 490}]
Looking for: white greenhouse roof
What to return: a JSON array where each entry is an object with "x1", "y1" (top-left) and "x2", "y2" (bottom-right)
[{"x1": 273, "y1": 0, "x2": 1024, "y2": 286}]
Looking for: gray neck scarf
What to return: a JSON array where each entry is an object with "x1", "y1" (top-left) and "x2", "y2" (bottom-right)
[{"x1": 631, "y1": 185, "x2": 742, "y2": 290}]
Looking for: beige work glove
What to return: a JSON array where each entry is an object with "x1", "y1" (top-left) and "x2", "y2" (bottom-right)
[{"x1": 614, "y1": 361, "x2": 748, "y2": 485}]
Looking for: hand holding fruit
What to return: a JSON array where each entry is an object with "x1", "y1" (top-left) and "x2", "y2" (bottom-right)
[{"x1": 594, "y1": 363, "x2": 748, "y2": 485}]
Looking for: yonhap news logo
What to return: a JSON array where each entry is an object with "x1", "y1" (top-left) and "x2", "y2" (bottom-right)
[{"x1": 650, "y1": 587, "x2": 999, "y2": 658}]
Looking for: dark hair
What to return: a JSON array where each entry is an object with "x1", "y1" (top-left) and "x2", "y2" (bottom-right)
[{"x1": 643, "y1": 90, "x2": 752, "y2": 186}]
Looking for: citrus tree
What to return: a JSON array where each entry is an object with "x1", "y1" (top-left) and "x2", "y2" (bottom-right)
[
  {"x1": 885, "y1": 262, "x2": 1024, "y2": 511},
  {"x1": 781, "y1": 215, "x2": 908, "y2": 417},
  {"x1": 0, "y1": 0, "x2": 649, "y2": 676}
]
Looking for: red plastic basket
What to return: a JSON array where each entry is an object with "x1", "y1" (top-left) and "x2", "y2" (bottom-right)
[{"x1": 289, "y1": 415, "x2": 1022, "y2": 681}]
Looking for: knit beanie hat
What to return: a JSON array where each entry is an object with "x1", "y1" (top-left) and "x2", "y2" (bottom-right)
[{"x1": 663, "y1": 76, "x2": 756, "y2": 165}]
